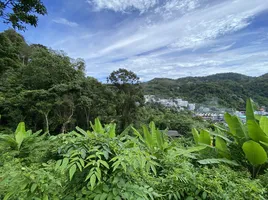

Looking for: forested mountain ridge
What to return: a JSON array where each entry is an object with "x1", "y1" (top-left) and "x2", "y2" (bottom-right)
[{"x1": 143, "y1": 73, "x2": 268, "y2": 109}]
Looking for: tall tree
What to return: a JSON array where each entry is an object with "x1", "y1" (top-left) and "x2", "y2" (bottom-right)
[
  {"x1": 107, "y1": 68, "x2": 144, "y2": 130},
  {"x1": 0, "y1": 0, "x2": 47, "y2": 30}
]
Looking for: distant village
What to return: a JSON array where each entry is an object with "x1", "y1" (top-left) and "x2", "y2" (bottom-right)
[{"x1": 145, "y1": 95, "x2": 268, "y2": 122}]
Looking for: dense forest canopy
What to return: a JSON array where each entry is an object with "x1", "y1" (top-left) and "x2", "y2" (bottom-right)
[{"x1": 143, "y1": 73, "x2": 268, "y2": 110}]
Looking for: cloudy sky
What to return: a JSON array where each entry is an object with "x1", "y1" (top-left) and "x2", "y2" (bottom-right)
[{"x1": 1, "y1": 0, "x2": 268, "y2": 81}]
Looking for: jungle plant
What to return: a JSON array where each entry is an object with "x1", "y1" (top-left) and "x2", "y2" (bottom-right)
[
  {"x1": 0, "y1": 122, "x2": 42, "y2": 151},
  {"x1": 76, "y1": 118, "x2": 117, "y2": 139},
  {"x1": 131, "y1": 122, "x2": 169, "y2": 153},
  {"x1": 0, "y1": 119, "x2": 267, "y2": 199},
  {"x1": 192, "y1": 99, "x2": 268, "y2": 178},
  {"x1": 55, "y1": 120, "x2": 160, "y2": 199},
  {"x1": 1, "y1": 161, "x2": 64, "y2": 200}
]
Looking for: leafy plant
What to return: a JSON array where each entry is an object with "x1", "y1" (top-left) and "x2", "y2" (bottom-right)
[
  {"x1": 192, "y1": 99, "x2": 268, "y2": 178},
  {"x1": 0, "y1": 122, "x2": 41, "y2": 151},
  {"x1": 1, "y1": 119, "x2": 267, "y2": 199},
  {"x1": 132, "y1": 121, "x2": 169, "y2": 152}
]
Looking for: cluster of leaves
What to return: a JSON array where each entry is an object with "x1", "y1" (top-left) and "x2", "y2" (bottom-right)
[
  {"x1": 192, "y1": 99, "x2": 268, "y2": 178},
  {"x1": 0, "y1": 119, "x2": 267, "y2": 199},
  {"x1": 0, "y1": 0, "x2": 47, "y2": 30}
]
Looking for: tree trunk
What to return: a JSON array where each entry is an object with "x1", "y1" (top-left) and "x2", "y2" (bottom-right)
[
  {"x1": 44, "y1": 113, "x2": 49, "y2": 135},
  {"x1": 61, "y1": 108, "x2": 74, "y2": 133}
]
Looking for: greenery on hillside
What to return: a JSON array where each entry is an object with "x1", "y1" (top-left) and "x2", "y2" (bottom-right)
[
  {"x1": 0, "y1": 29, "x2": 203, "y2": 136},
  {"x1": 143, "y1": 73, "x2": 268, "y2": 110}
]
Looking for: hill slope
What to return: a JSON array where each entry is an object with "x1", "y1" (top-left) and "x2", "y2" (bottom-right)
[{"x1": 142, "y1": 73, "x2": 268, "y2": 109}]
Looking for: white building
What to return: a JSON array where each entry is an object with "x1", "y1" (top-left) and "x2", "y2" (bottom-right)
[
  {"x1": 188, "y1": 104, "x2": 196, "y2": 111},
  {"x1": 144, "y1": 95, "x2": 195, "y2": 111}
]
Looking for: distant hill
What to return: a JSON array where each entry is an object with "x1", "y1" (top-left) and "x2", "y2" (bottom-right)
[{"x1": 142, "y1": 73, "x2": 268, "y2": 109}]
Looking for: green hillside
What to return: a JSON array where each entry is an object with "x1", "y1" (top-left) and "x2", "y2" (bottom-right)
[{"x1": 143, "y1": 73, "x2": 268, "y2": 109}]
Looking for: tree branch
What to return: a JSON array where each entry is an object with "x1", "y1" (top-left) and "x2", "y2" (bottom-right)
[{"x1": 4, "y1": 0, "x2": 12, "y2": 8}]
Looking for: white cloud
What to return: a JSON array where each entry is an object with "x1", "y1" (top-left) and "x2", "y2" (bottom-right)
[
  {"x1": 79, "y1": 0, "x2": 267, "y2": 61},
  {"x1": 88, "y1": 0, "x2": 158, "y2": 13},
  {"x1": 154, "y1": 0, "x2": 200, "y2": 19},
  {"x1": 82, "y1": 38, "x2": 268, "y2": 81},
  {"x1": 42, "y1": 0, "x2": 268, "y2": 80},
  {"x1": 209, "y1": 43, "x2": 236, "y2": 52},
  {"x1": 53, "y1": 18, "x2": 79, "y2": 27}
]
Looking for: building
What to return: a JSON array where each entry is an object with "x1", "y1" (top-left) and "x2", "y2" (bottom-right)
[
  {"x1": 166, "y1": 130, "x2": 181, "y2": 137},
  {"x1": 144, "y1": 95, "x2": 194, "y2": 111},
  {"x1": 188, "y1": 104, "x2": 196, "y2": 111}
]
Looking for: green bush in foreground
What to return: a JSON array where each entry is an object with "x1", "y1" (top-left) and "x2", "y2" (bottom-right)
[
  {"x1": 0, "y1": 119, "x2": 267, "y2": 199},
  {"x1": 192, "y1": 99, "x2": 268, "y2": 178}
]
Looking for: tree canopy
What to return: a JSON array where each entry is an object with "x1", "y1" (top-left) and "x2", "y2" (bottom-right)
[
  {"x1": 143, "y1": 73, "x2": 268, "y2": 110},
  {"x1": 0, "y1": 0, "x2": 47, "y2": 30}
]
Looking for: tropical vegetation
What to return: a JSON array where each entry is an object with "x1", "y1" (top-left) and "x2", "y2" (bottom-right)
[
  {"x1": 1, "y1": 1, "x2": 268, "y2": 199},
  {"x1": 1, "y1": 116, "x2": 268, "y2": 199},
  {"x1": 143, "y1": 73, "x2": 268, "y2": 110}
]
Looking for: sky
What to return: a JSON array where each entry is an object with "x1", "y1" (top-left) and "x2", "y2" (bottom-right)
[{"x1": 1, "y1": 0, "x2": 268, "y2": 81}]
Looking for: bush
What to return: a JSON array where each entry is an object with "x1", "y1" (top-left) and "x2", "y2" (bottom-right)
[{"x1": 0, "y1": 119, "x2": 267, "y2": 199}]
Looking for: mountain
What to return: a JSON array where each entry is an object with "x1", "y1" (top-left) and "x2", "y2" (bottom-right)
[{"x1": 142, "y1": 73, "x2": 268, "y2": 110}]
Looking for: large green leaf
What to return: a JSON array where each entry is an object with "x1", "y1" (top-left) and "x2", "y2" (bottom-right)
[
  {"x1": 142, "y1": 125, "x2": 153, "y2": 149},
  {"x1": 150, "y1": 122, "x2": 166, "y2": 150},
  {"x1": 177, "y1": 146, "x2": 207, "y2": 156},
  {"x1": 224, "y1": 113, "x2": 246, "y2": 139},
  {"x1": 156, "y1": 130, "x2": 165, "y2": 150},
  {"x1": 215, "y1": 137, "x2": 229, "y2": 158},
  {"x1": 0, "y1": 135, "x2": 17, "y2": 149},
  {"x1": 192, "y1": 128, "x2": 199, "y2": 145},
  {"x1": 260, "y1": 117, "x2": 268, "y2": 135},
  {"x1": 199, "y1": 130, "x2": 211, "y2": 145},
  {"x1": 149, "y1": 121, "x2": 158, "y2": 147},
  {"x1": 247, "y1": 120, "x2": 268, "y2": 143},
  {"x1": 90, "y1": 118, "x2": 104, "y2": 134},
  {"x1": 15, "y1": 122, "x2": 26, "y2": 150},
  {"x1": 131, "y1": 127, "x2": 144, "y2": 142},
  {"x1": 198, "y1": 158, "x2": 239, "y2": 166},
  {"x1": 107, "y1": 123, "x2": 116, "y2": 138},
  {"x1": 242, "y1": 140, "x2": 267, "y2": 166},
  {"x1": 90, "y1": 174, "x2": 96, "y2": 190},
  {"x1": 210, "y1": 129, "x2": 232, "y2": 143},
  {"x1": 69, "y1": 164, "x2": 77, "y2": 180},
  {"x1": 76, "y1": 126, "x2": 88, "y2": 137},
  {"x1": 246, "y1": 98, "x2": 255, "y2": 121}
]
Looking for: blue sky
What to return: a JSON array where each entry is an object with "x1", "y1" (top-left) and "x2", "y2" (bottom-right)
[{"x1": 1, "y1": 0, "x2": 268, "y2": 81}]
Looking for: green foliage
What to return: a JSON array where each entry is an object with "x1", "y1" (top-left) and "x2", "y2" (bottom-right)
[
  {"x1": 0, "y1": 30, "x2": 123, "y2": 133},
  {"x1": 0, "y1": 0, "x2": 47, "y2": 30},
  {"x1": 0, "y1": 122, "x2": 41, "y2": 151},
  {"x1": 242, "y1": 141, "x2": 267, "y2": 166},
  {"x1": 1, "y1": 119, "x2": 266, "y2": 199},
  {"x1": 107, "y1": 68, "x2": 144, "y2": 130},
  {"x1": 140, "y1": 105, "x2": 209, "y2": 136},
  {"x1": 0, "y1": 29, "x2": 267, "y2": 199},
  {"x1": 193, "y1": 98, "x2": 268, "y2": 178},
  {"x1": 143, "y1": 73, "x2": 268, "y2": 109},
  {"x1": 132, "y1": 121, "x2": 169, "y2": 152}
]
